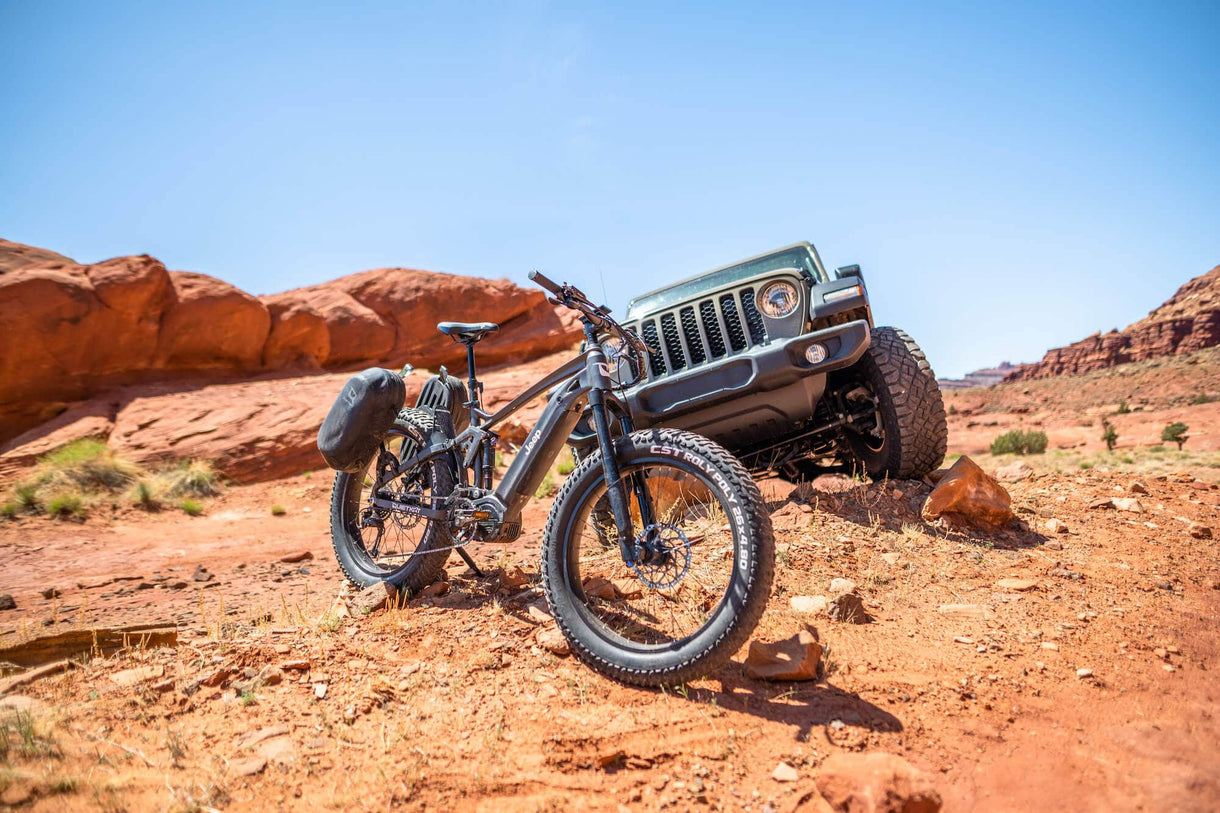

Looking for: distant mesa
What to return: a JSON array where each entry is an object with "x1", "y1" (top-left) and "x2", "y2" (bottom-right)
[
  {"x1": 938, "y1": 361, "x2": 1017, "y2": 391},
  {"x1": 0, "y1": 238, "x2": 583, "y2": 446},
  {"x1": 1003, "y1": 264, "x2": 1220, "y2": 382}
]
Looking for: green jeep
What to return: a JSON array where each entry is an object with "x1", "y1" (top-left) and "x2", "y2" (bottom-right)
[{"x1": 571, "y1": 242, "x2": 947, "y2": 481}]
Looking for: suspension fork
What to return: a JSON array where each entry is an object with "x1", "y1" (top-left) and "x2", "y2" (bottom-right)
[
  {"x1": 616, "y1": 409, "x2": 657, "y2": 535},
  {"x1": 582, "y1": 323, "x2": 639, "y2": 567}
]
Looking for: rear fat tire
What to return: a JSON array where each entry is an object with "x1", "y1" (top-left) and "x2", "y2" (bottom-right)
[
  {"x1": 843, "y1": 326, "x2": 947, "y2": 480},
  {"x1": 329, "y1": 411, "x2": 455, "y2": 594},
  {"x1": 542, "y1": 428, "x2": 775, "y2": 686}
]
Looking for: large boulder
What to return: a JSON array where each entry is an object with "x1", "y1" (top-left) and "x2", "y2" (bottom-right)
[
  {"x1": 0, "y1": 252, "x2": 174, "y2": 440},
  {"x1": 157, "y1": 272, "x2": 270, "y2": 369},
  {"x1": 815, "y1": 752, "x2": 942, "y2": 813},
  {"x1": 261, "y1": 287, "x2": 394, "y2": 369},
  {"x1": 921, "y1": 456, "x2": 1014, "y2": 532},
  {"x1": 0, "y1": 239, "x2": 583, "y2": 447}
]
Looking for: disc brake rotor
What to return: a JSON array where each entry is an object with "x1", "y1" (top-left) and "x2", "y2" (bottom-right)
[{"x1": 629, "y1": 523, "x2": 692, "y2": 589}]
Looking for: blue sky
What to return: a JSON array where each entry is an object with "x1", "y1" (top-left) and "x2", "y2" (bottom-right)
[{"x1": 2, "y1": 0, "x2": 1217, "y2": 377}]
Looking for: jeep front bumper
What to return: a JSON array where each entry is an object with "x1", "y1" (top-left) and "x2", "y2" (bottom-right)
[{"x1": 622, "y1": 319, "x2": 871, "y2": 424}]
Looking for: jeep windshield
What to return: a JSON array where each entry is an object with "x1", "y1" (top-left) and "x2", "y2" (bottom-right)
[{"x1": 626, "y1": 244, "x2": 826, "y2": 320}]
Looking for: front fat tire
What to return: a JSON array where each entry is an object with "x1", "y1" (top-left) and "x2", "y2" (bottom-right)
[
  {"x1": 846, "y1": 326, "x2": 948, "y2": 480},
  {"x1": 542, "y1": 428, "x2": 775, "y2": 686}
]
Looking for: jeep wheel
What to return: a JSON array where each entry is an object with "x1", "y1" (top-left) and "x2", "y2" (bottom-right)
[{"x1": 839, "y1": 326, "x2": 947, "y2": 480}]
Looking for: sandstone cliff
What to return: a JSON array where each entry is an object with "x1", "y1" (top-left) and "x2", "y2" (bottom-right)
[
  {"x1": 1005, "y1": 264, "x2": 1220, "y2": 382},
  {"x1": 0, "y1": 240, "x2": 582, "y2": 444}
]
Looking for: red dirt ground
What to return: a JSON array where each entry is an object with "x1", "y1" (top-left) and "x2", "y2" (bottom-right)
[{"x1": 2, "y1": 352, "x2": 1219, "y2": 811}]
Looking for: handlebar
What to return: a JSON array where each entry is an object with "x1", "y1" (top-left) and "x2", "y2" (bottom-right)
[
  {"x1": 527, "y1": 269, "x2": 562, "y2": 296},
  {"x1": 528, "y1": 268, "x2": 652, "y2": 367}
]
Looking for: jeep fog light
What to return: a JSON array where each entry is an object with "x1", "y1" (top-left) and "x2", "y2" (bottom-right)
[
  {"x1": 805, "y1": 343, "x2": 828, "y2": 364},
  {"x1": 758, "y1": 281, "x2": 799, "y2": 318}
]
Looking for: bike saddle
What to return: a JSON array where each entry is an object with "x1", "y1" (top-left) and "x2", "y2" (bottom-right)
[{"x1": 437, "y1": 321, "x2": 500, "y2": 344}]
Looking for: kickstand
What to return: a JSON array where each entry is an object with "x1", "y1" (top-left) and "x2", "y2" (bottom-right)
[{"x1": 455, "y1": 547, "x2": 484, "y2": 577}]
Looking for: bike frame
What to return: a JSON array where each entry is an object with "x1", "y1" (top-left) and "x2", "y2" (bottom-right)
[{"x1": 370, "y1": 321, "x2": 654, "y2": 566}]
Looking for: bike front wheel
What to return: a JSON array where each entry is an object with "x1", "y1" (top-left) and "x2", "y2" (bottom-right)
[{"x1": 542, "y1": 428, "x2": 774, "y2": 686}]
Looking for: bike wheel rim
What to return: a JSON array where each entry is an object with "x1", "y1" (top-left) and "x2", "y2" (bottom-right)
[{"x1": 562, "y1": 457, "x2": 743, "y2": 651}]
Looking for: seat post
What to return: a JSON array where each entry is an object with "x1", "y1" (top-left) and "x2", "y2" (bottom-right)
[{"x1": 464, "y1": 342, "x2": 480, "y2": 424}]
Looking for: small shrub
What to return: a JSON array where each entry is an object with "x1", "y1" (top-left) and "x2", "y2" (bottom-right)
[
  {"x1": 1149, "y1": 444, "x2": 1168, "y2": 452},
  {"x1": 270, "y1": 504, "x2": 287, "y2": 516},
  {"x1": 15, "y1": 483, "x2": 42, "y2": 512},
  {"x1": 1191, "y1": 393, "x2": 1215, "y2": 405},
  {"x1": 180, "y1": 499, "x2": 204, "y2": 516},
  {"x1": 1101, "y1": 419, "x2": 1118, "y2": 451},
  {"x1": 160, "y1": 460, "x2": 220, "y2": 498},
  {"x1": 1161, "y1": 422, "x2": 1189, "y2": 450},
  {"x1": 947, "y1": 404, "x2": 958, "y2": 416},
  {"x1": 39, "y1": 438, "x2": 138, "y2": 492},
  {"x1": 46, "y1": 493, "x2": 85, "y2": 519},
  {"x1": 1, "y1": 502, "x2": 17, "y2": 520},
  {"x1": 130, "y1": 480, "x2": 158, "y2": 510},
  {"x1": 1116, "y1": 400, "x2": 1131, "y2": 414},
  {"x1": 557, "y1": 448, "x2": 576, "y2": 476},
  {"x1": 990, "y1": 429, "x2": 1048, "y2": 455},
  {"x1": 1080, "y1": 462, "x2": 1094, "y2": 470}
]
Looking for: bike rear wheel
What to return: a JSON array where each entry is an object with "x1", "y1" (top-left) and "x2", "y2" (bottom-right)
[
  {"x1": 329, "y1": 409, "x2": 454, "y2": 593},
  {"x1": 542, "y1": 428, "x2": 774, "y2": 686}
]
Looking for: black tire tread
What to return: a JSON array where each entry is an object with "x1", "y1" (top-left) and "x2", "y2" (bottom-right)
[
  {"x1": 854, "y1": 326, "x2": 948, "y2": 479},
  {"x1": 542, "y1": 428, "x2": 774, "y2": 687},
  {"x1": 328, "y1": 411, "x2": 452, "y2": 593}
]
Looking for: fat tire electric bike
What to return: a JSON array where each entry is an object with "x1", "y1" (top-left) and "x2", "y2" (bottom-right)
[{"x1": 328, "y1": 271, "x2": 775, "y2": 686}]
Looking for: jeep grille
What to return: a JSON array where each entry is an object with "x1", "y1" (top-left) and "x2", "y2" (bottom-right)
[{"x1": 634, "y1": 286, "x2": 768, "y2": 380}]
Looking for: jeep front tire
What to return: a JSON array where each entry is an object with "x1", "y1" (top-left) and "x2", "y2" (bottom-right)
[{"x1": 840, "y1": 326, "x2": 947, "y2": 479}]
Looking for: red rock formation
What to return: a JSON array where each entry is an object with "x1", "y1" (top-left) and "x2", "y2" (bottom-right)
[
  {"x1": 1006, "y1": 264, "x2": 1220, "y2": 382},
  {"x1": 0, "y1": 240, "x2": 583, "y2": 445},
  {"x1": 0, "y1": 238, "x2": 75, "y2": 272}
]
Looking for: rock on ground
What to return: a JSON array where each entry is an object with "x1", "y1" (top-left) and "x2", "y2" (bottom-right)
[
  {"x1": 745, "y1": 629, "x2": 823, "y2": 681},
  {"x1": 922, "y1": 456, "x2": 1015, "y2": 532},
  {"x1": 348, "y1": 582, "x2": 398, "y2": 615},
  {"x1": 994, "y1": 460, "x2": 1035, "y2": 482},
  {"x1": 828, "y1": 592, "x2": 873, "y2": 624},
  {"x1": 815, "y1": 752, "x2": 943, "y2": 813},
  {"x1": 790, "y1": 595, "x2": 828, "y2": 615}
]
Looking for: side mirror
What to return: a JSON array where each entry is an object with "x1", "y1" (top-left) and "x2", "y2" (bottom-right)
[{"x1": 835, "y1": 264, "x2": 862, "y2": 279}]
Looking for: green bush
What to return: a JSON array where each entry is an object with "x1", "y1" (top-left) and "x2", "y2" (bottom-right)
[
  {"x1": 1116, "y1": 400, "x2": 1131, "y2": 414},
  {"x1": 1101, "y1": 419, "x2": 1118, "y2": 451},
  {"x1": 39, "y1": 438, "x2": 138, "y2": 492},
  {"x1": 990, "y1": 429, "x2": 1049, "y2": 456},
  {"x1": 46, "y1": 493, "x2": 85, "y2": 519},
  {"x1": 270, "y1": 504, "x2": 287, "y2": 516},
  {"x1": 1191, "y1": 393, "x2": 1215, "y2": 405},
  {"x1": 1161, "y1": 422, "x2": 1189, "y2": 450},
  {"x1": 180, "y1": 499, "x2": 204, "y2": 516},
  {"x1": 0, "y1": 502, "x2": 17, "y2": 520},
  {"x1": 159, "y1": 460, "x2": 220, "y2": 498},
  {"x1": 14, "y1": 484, "x2": 40, "y2": 512}
]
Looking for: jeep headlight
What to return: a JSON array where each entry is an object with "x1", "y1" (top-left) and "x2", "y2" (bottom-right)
[{"x1": 758, "y1": 281, "x2": 799, "y2": 319}]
